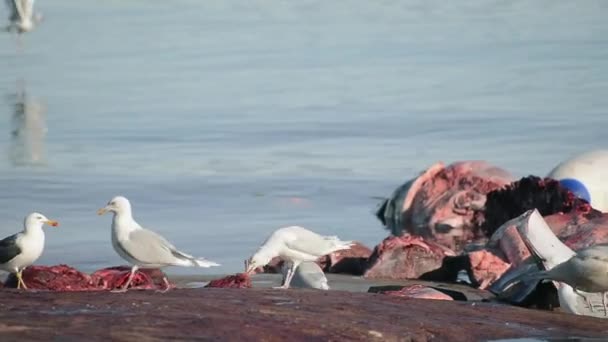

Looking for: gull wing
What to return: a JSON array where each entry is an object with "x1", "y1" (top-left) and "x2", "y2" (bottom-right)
[
  {"x1": 0, "y1": 233, "x2": 22, "y2": 264},
  {"x1": 5, "y1": 0, "x2": 20, "y2": 21},
  {"x1": 282, "y1": 227, "x2": 352, "y2": 257},
  {"x1": 119, "y1": 228, "x2": 179, "y2": 266}
]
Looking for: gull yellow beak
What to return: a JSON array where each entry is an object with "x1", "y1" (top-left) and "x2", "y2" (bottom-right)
[
  {"x1": 45, "y1": 220, "x2": 59, "y2": 227},
  {"x1": 97, "y1": 207, "x2": 108, "y2": 215}
]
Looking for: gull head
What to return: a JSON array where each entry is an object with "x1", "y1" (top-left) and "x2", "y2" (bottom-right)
[
  {"x1": 24, "y1": 212, "x2": 59, "y2": 231},
  {"x1": 97, "y1": 196, "x2": 132, "y2": 216},
  {"x1": 245, "y1": 251, "x2": 274, "y2": 275}
]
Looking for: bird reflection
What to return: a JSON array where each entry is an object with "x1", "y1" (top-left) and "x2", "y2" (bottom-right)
[
  {"x1": 8, "y1": 79, "x2": 47, "y2": 167},
  {"x1": 4, "y1": 0, "x2": 42, "y2": 34}
]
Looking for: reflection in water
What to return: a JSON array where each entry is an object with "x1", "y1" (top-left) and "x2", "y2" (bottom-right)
[{"x1": 7, "y1": 79, "x2": 47, "y2": 167}]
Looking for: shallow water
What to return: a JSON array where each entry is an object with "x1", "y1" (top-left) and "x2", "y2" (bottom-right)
[{"x1": 0, "y1": 1, "x2": 607, "y2": 274}]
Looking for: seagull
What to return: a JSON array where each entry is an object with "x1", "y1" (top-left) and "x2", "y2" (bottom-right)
[
  {"x1": 518, "y1": 243, "x2": 608, "y2": 314},
  {"x1": 245, "y1": 225, "x2": 353, "y2": 289},
  {"x1": 97, "y1": 196, "x2": 220, "y2": 292},
  {"x1": 4, "y1": 0, "x2": 42, "y2": 34},
  {"x1": 0, "y1": 212, "x2": 58, "y2": 289}
]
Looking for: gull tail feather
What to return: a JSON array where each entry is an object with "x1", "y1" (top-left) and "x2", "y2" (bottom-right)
[
  {"x1": 192, "y1": 258, "x2": 221, "y2": 268},
  {"x1": 324, "y1": 236, "x2": 356, "y2": 253},
  {"x1": 171, "y1": 250, "x2": 220, "y2": 267}
]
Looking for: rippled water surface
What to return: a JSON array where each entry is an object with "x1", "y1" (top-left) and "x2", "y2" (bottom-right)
[{"x1": 0, "y1": 0, "x2": 607, "y2": 274}]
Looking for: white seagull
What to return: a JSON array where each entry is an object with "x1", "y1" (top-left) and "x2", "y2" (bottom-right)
[
  {"x1": 521, "y1": 243, "x2": 608, "y2": 312},
  {"x1": 0, "y1": 212, "x2": 59, "y2": 289},
  {"x1": 4, "y1": 0, "x2": 42, "y2": 34},
  {"x1": 97, "y1": 196, "x2": 220, "y2": 292},
  {"x1": 245, "y1": 225, "x2": 353, "y2": 289}
]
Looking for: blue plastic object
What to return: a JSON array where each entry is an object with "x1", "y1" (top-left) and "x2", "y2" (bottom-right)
[{"x1": 559, "y1": 178, "x2": 592, "y2": 203}]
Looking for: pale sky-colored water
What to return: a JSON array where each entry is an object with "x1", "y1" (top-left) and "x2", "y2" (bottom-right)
[{"x1": 0, "y1": 0, "x2": 607, "y2": 274}]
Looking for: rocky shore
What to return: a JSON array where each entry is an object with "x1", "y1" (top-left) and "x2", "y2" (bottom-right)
[{"x1": 0, "y1": 287, "x2": 606, "y2": 341}]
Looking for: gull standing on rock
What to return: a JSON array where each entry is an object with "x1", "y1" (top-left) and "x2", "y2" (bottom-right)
[
  {"x1": 97, "y1": 196, "x2": 220, "y2": 292},
  {"x1": 0, "y1": 212, "x2": 58, "y2": 289},
  {"x1": 245, "y1": 225, "x2": 353, "y2": 289}
]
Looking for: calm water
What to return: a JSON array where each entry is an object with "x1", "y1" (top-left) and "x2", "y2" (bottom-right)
[{"x1": 0, "y1": 1, "x2": 607, "y2": 274}]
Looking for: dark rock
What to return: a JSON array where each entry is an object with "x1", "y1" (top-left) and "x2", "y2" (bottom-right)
[
  {"x1": 0, "y1": 288, "x2": 605, "y2": 341},
  {"x1": 482, "y1": 176, "x2": 600, "y2": 237}
]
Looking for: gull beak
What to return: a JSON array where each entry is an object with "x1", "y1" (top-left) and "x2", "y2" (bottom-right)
[
  {"x1": 97, "y1": 206, "x2": 109, "y2": 215},
  {"x1": 45, "y1": 220, "x2": 59, "y2": 227}
]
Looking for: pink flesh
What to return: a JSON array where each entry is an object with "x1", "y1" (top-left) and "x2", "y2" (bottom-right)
[
  {"x1": 383, "y1": 284, "x2": 453, "y2": 301},
  {"x1": 205, "y1": 273, "x2": 252, "y2": 288},
  {"x1": 2, "y1": 265, "x2": 171, "y2": 291},
  {"x1": 396, "y1": 161, "x2": 514, "y2": 251}
]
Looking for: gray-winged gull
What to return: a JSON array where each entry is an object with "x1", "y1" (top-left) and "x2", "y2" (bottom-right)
[
  {"x1": 97, "y1": 195, "x2": 220, "y2": 292},
  {"x1": 245, "y1": 225, "x2": 353, "y2": 289},
  {"x1": 0, "y1": 212, "x2": 59, "y2": 289},
  {"x1": 4, "y1": 0, "x2": 41, "y2": 33}
]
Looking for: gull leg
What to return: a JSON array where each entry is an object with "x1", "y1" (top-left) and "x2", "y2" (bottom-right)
[
  {"x1": 155, "y1": 276, "x2": 172, "y2": 293},
  {"x1": 274, "y1": 262, "x2": 299, "y2": 289},
  {"x1": 112, "y1": 266, "x2": 138, "y2": 293},
  {"x1": 283, "y1": 263, "x2": 298, "y2": 289},
  {"x1": 603, "y1": 292, "x2": 608, "y2": 317},
  {"x1": 277, "y1": 262, "x2": 299, "y2": 290},
  {"x1": 574, "y1": 288, "x2": 594, "y2": 313},
  {"x1": 17, "y1": 270, "x2": 28, "y2": 290},
  {"x1": 273, "y1": 266, "x2": 292, "y2": 289}
]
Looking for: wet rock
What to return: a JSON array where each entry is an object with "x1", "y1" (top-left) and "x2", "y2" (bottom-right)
[
  {"x1": 317, "y1": 241, "x2": 372, "y2": 275},
  {"x1": 376, "y1": 160, "x2": 514, "y2": 252},
  {"x1": 0, "y1": 288, "x2": 605, "y2": 341},
  {"x1": 364, "y1": 235, "x2": 455, "y2": 279},
  {"x1": 205, "y1": 273, "x2": 252, "y2": 289}
]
